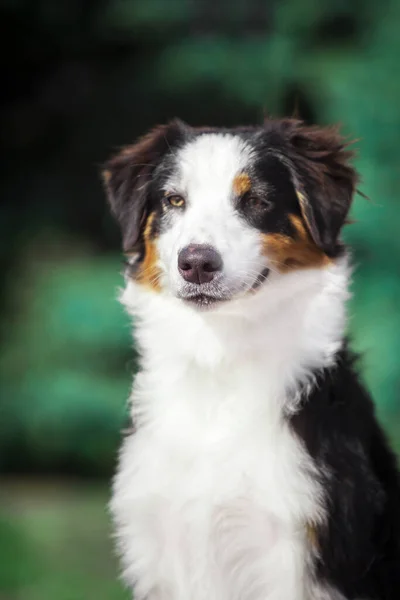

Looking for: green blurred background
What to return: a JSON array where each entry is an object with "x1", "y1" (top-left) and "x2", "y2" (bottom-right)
[{"x1": 1, "y1": 0, "x2": 400, "y2": 598}]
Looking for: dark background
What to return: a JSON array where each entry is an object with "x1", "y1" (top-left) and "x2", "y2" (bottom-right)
[{"x1": 1, "y1": 1, "x2": 400, "y2": 598}]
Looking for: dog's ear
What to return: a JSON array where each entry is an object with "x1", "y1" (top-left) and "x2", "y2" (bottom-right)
[
  {"x1": 286, "y1": 121, "x2": 358, "y2": 255},
  {"x1": 102, "y1": 119, "x2": 188, "y2": 252}
]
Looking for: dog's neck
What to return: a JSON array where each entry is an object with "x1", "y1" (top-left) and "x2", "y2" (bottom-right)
[{"x1": 121, "y1": 258, "x2": 350, "y2": 416}]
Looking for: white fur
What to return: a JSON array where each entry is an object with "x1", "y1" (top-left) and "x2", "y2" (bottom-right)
[{"x1": 110, "y1": 134, "x2": 352, "y2": 600}]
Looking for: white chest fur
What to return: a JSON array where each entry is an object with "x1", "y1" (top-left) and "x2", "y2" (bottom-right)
[
  {"x1": 111, "y1": 262, "x2": 349, "y2": 600},
  {"x1": 113, "y1": 390, "x2": 321, "y2": 600}
]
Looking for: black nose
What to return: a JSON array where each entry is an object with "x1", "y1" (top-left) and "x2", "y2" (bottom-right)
[{"x1": 178, "y1": 244, "x2": 223, "y2": 284}]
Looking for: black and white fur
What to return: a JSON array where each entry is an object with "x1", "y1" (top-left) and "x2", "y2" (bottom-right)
[{"x1": 103, "y1": 118, "x2": 400, "y2": 600}]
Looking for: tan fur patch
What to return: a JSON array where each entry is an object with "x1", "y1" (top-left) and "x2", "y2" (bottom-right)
[
  {"x1": 135, "y1": 212, "x2": 162, "y2": 291},
  {"x1": 306, "y1": 523, "x2": 319, "y2": 550},
  {"x1": 233, "y1": 173, "x2": 251, "y2": 196},
  {"x1": 102, "y1": 169, "x2": 111, "y2": 185},
  {"x1": 262, "y1": 214, "x2": 331, "y2": 272}
]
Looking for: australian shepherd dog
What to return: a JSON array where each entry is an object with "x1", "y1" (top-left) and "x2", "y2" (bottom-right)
[{"x1": 102, "y1": 117, "x2": 400, "y2": 600}]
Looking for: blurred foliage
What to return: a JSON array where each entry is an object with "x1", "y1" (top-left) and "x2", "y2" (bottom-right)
[
  {"x1": 0, "y1": 238, "x2": 133, "y2": 475},
  {"x1": 0, "y1": 0, "x2": 400, "y2": 472}
]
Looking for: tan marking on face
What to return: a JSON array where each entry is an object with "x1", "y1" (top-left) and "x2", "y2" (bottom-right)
[
  {"x1": 102, "y1": 169, "x2": 111, "y2": 185},
  {"x1": 306, "y1": 523, "x2": 319, "y2": 551},
  {"x1": 261, "y1": 214, "x2": 331, "y2": 272},
  {"x1": 135, "y1": 212, "x2": 162, "y2": 291},
  {"x1": 233, "y1": 172, "x2": 251, "y2": 196}
]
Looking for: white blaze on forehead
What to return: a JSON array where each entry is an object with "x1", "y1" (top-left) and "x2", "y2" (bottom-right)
[
  {"x1": 158, "y1": 132, "x2": 264, "y2": 296},
  {"x1": 166, "y1": 133, "x2": 253, "y2": 207}
]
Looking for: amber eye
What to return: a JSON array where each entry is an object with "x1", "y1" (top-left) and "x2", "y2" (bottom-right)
[{"x1": 166, "y1": 194, "x2": 185, "y2": 208}]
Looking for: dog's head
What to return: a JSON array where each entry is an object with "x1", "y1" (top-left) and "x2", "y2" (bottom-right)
[{"x1": 103, "y1": 118, "x2": 357, "y2": 309}]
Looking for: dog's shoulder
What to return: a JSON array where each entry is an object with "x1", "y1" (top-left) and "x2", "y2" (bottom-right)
[{"x1": 291, "y1": 345, "x2": 400, "y2": 598}]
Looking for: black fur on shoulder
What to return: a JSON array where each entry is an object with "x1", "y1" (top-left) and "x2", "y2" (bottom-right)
[{"x1": 291, "y1": 347, "x2": 400, "y2": 599}]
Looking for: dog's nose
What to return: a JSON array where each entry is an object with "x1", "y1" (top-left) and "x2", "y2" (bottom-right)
[{"x1": 178, "y1": 244, "x2": 223, "y2": 284}]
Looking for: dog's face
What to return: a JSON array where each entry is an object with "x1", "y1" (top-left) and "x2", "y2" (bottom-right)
[{"x1": 103, "y1": 119, "x2": 356, "y2": 309}]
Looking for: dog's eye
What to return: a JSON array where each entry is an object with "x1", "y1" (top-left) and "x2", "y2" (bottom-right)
[
  {"x1": 166, "y1": 194, "x2": 185, "y2": 208},
  {"x1": 246, "y1": 195, "x2": 272, "y2": 211}
]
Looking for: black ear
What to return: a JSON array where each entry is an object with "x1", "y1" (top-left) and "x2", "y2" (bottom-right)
[
  {"x1": 285, "y1": 121, "x2": 358, "y2": 255},
  {"x1": 102, "y1": 119, "x2": 189, "y2": 252}
]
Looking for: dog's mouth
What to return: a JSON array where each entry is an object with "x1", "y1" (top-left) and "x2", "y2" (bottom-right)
[
  {"x1": 178, "y1": 283, "x2": 228, "y2": 308},
  {"x1": 183, "y1": 294, "x2": 225, "y2": 308},
  {"x1": 250, "y1": 268, "x2": 270, "y2": 291},
  {"x1": 178, "y1": 268, "x2": 270, "y2": 308}
]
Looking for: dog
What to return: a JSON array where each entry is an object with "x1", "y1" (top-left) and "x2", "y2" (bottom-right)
[{"x1": 102, "y1": 117, "x2": 400, "y2": 600}]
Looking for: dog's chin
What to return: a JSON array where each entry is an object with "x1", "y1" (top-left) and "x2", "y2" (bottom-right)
[
  {"x1": 176, "y1": 268, "x2": 270, "y2": 310},
  {"x1": 176, "y1": 283, "x2": 232, "y2": 310},
  {"x1": 181, "y1": 294, "x2": 228, "y2": 310}
]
